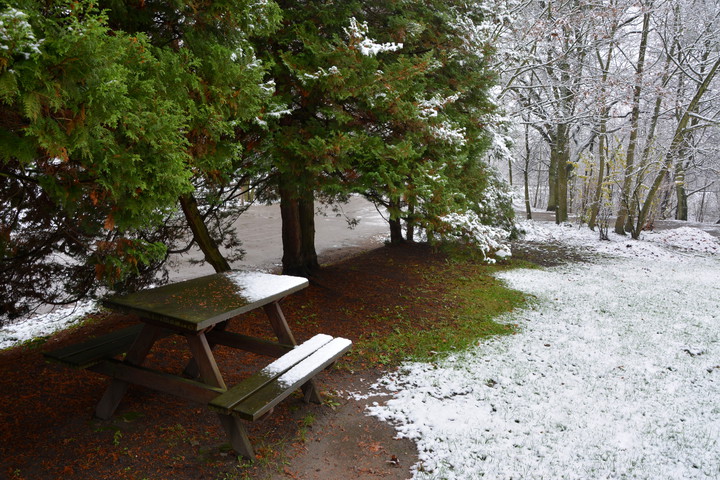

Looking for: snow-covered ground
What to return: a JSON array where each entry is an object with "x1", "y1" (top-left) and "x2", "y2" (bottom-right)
[{"x1": 368, "y1": 220, "x2": 720, "y2": 479}]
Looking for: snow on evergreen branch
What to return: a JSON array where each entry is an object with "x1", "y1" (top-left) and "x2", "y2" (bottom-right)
[
  {"x1": 438, "y1": 210, "x2": 512, "y2": 262},
  {"x1": 0, "y1": 7, "x2": 42, "y2": 61},
  {"x1": 344, "y1": 17, "x2": 403, "y2": 57}
]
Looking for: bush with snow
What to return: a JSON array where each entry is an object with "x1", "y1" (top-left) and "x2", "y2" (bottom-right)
[{"x1": 437, "y1": 210, "x2": 512, "y2": 262}]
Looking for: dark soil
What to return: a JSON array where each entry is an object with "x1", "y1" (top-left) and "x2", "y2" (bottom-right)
[{"x1": 0, "y1": 243, "x2": 478, "y2": 480}]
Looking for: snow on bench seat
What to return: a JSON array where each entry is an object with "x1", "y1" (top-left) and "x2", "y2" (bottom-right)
[{"x1": 209, "y1": 334, "x2": 352, "y2": 421}]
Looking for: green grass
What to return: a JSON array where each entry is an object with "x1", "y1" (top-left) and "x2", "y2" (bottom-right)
[{"x1": 356, "y1": 251, "x2": 536, "y2": 365}]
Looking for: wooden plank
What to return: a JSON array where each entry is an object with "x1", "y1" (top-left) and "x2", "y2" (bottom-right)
[
  {"x1": 102, "y1": 272, "x2": 308, "y2": 331},
  {"x1": 204, "y1": 330, "x2": 293, "y2": 358},
  {"x1": 95, "y1": 324, "x2": 161, "y2": 420},
  {"x1": 211, "y1": 337, "x2": 352, "y2": 421},
  {"x1": 263, "y1": 302, "x2": 297, "y2": 346},
  {"x1": 43, "y1": 324, "x2": 144, "y2": 368},
  {"x1": 264, "y1": 302, "x2": 323, "y2": 403},
  {"x1": 91, "y1": 360, "x2": 224, "y2": 404},
  {"x1": 209, "y1": 334, "x2": 334, "y2": 414},
  {"x1": 186, "y1": 333, "x2": 226, "y2": 390},
  {"x1": 235, "y1": 337, "x2": 352, "y2": 420},
  {"x1": 218, "y1": 414, "x2": 255, "y2": 459}
]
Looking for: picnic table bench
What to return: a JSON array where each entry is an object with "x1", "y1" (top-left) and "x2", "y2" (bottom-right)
[{"x1": 44, "y1": 271, "x2": 351, "y2": 459}]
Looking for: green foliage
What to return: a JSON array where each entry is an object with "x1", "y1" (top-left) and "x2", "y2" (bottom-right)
[
  {"x1": 1, "y1": 0, "x2": 514, "y2": 317},
  {"x1": 250, "y1": 0, "x2": 503, "y2": 247},
  {"x1": 0, "y1": 0, "x2": 280, "y2": 318},
  {"x1": 2, "y1": 2, "x2": 194, "y2": 230}
]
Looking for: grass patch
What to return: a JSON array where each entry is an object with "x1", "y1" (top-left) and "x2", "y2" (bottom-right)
[{"x1": 356, "y1": 252, "x2": 534, "y2": 365}]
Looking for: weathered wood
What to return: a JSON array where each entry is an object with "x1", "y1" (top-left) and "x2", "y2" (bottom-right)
[
  {"x1": 263, "y1": 301, "x2": 324, "y2": 402},
  {"x1": 59, "y1": 270, "x2": 323, "y2": 459},
  {"x1": 234, "y1": 337, "x2": 351, "y2": 420},
  {"x1": 218, "y1": 414, "x2": 255, "y2": 459},
  {"x1": 186, "y1": 333, "x2": 226, "y2": 390},
  {"x1": 91, "y1": 359, "x2": 224, "y2": 403},
  {"x1": 43, "y1": 324, "x2": 144, "y2": 368},
  {"x1": 204, "y1": 330, "x2": 293, "y2": 358},
  {"x1": 211, "y1": 335, "x2": 333, "y2": 414},
  {"x1": 210, "y1": 335, "x2": 352, "y2": 421},
  {"x1": 183, "y1": 320, "x2": 231, "y2": 379},
  {"x1": 103, "y1": 272, "x2": 308, "y2": 332},
  {"x1": 263, "y1": 302, "x2": 297, "y2": 346},
  {"x1": 95, "y1": 324, "x2": 161, "y2": 420}
]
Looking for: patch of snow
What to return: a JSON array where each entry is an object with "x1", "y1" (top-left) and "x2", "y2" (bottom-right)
[
  {"x1": 430, "y1": 122, "x2": 467, "y2": 146},
  {"x1": 0, "y1": 301, "x2": 97, "y2": 349},
  {"x1": 344, "y1": 17, "x2": 402, "y2": 56},
  {"x1": 223, "y1": 271, "x2": 308, "y2": 303},
  {"x1": 262, "y1": 334, "x2": 333, "y2": 376},
  {"x1": 518, "y1": 220, "x2": 720, "y2": 261},
  {"x1": 644, "y1": 227, "x2": 720, "y2": 255},
  {"x1": 275, "y1": 337, "x2": 352, "y2": 388},
  {"x1": 368, "y1": 219, "x2": 720, "y2": 479}
]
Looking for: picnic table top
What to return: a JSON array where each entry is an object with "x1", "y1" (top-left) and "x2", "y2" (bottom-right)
[{"x1": 102, "y1": 271, "x2": 308, "y2": 331}]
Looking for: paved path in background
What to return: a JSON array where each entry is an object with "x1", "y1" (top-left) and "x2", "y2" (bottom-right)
[
  {"x1": 171, "y1": 202, "x2": 719, "y2": 281},
  {"x1": 166, "y1": 196, "x2": 389, "y2": 281}
]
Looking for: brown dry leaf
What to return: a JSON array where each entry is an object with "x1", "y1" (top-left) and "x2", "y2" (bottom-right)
[
  {"x1": 104, "y1": 213, "x2": 115, "y2": 230},
  {"x1": 358, "y1": 440, "x2": 383, "y2": 452}
]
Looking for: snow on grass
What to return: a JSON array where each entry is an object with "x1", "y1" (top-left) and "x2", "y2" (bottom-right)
[
  {"x1": 368, "y1": 220, "x2": 720, "y2": 479},
  {"x1": 518, "y1": 219, "x2": 719, "y2": 260},
  {"x1": 0, "y1": 300, "x2": 97, "y2": 350}
]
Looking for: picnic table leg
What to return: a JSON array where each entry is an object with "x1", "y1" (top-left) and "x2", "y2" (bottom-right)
[
  {"x1": 186, "y1": 332, "x2": 254, "y2": 458},
  {"x1": 95, "y1": 324, "x2": 160, "y2": 420},
  {"x1": 183, "y1": 321, "x2": 228, "y2": 379},
  {"x1": 263, "y1": 302, "x2": 322, "y2": 404},
  {"x1": 263, "y1": 302, "x2": 297, "y2": 345},
  {"x1": 218, "y1": 415, "x2": 255, "y2": 459},
  {"x1": 185, "y1": 333, "x2": 227, "y2": 391}
]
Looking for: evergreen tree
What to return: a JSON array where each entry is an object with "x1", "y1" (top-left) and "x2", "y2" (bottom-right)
[
  {"x1": 251, "y1": 0, "x2": 503, "y2": 274},
  {"x1": 0, "y1": 0, "x2": 279, "y2": 318}
]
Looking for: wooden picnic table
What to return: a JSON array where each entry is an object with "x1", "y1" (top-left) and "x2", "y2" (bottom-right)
[{"x1": 44, "y1": 271, "x2": 351, "y2": 458}]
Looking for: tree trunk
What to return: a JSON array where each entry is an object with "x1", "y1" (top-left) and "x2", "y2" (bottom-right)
[
  {"x1": 388, "y1": 197, "x2": 405, "y2": 245},
  {"x1": 524, "y1": 168, "x2": 532, "y2": 220},
  {"x1": 299, "y1": 190, "x2": 319, "y2": 271},
  {"x1": 588, "y1": 114, "x2": 607, "y2": 230},
  {"x1": 615, "y1": 11, "x2": 651, "y2": 235},
  {"x1": 675, "y1": 181, "x2": 688, "y2": 220},
  {"x1": 279, "y1": 174, "x2": 318, "y2": 276},
  {"x1": 674, "y1": 118, "x2": 699, "y2": 222},
  {"x1": 280, "y1": 184, "x2": 303, "y2": 275},
  {"x1": 547, "y1": 144, "x2": 558, "y2": 212},
  {"x1": 634, "y1": 55, "x2": 720, "y2": 238},
  {"x1": 508, "y1": 158, "x2": 513, "y2": 186},
  {"x1": 405, "y1": 201, "x2": 416, "y2": 242},
  {"x1": 179, "y1": 194, "x2": 231, "y2": 272},
  {"x1": 588, "y1": 16, "x2": 618, "y2": 232},
  {"x1": 554, "y1": 123, "x2": 570, "y2": 224},
  {"x1": 523, "y1": 124, "x2": 532, "y2": 220},
  {"x1": 389, "y1": 218, "x2": 404, "y2": 244}
]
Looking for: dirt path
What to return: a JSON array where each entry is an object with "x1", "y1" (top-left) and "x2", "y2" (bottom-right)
[{"x1": 265, "y1": 374, "x2": 418, "y2": 480}]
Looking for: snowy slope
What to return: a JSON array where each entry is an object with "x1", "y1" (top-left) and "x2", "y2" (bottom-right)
[{"x1": 368, "y1": 221, "x2": 720, "y2": 479}]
